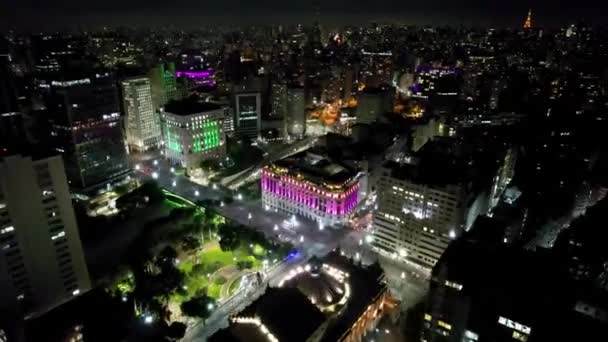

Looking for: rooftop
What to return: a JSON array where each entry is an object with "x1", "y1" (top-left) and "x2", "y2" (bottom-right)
[
  {"x1": 164, "y1": 98, "x2": 222, "y2": 116},
  {"x1": 268, "y1": 151, "x2": 359, "y2": 188}
]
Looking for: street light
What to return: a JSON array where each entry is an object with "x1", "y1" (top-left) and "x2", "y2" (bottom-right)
[
  {"x1": 170, "y1": 167, "x2": 175, "y2": 173},
  {"x1": 151, "y1": 172, "x2": 159, "y2": 179},
  {"x1": 153, "y1": 160, "x2": 158, "y2": 166},
  {"x1": 195, "y1": 190, "x2": 200, "y2": 196},
  {"x1": 172, "y1": 180, "x2": 177, "y2": 187},
  {"x1": 273, "y1": 224, "x2": 278, "y2": 231},
  {"x1": 401, "y1": 272, "x2": 406, "y2": 279},
  {"x1": 212, "y1": 183, "x2": 218, "y2": 190},
  {"x1": 449, "y1": 230, "x2": 456, "y2": 239},
  {"x1": 299, "y1": 235, "x2": 304, "y2": 243},
  {"x1": 134, "y1": 164, "x2": 141, "y2": 171},
  {"x1": 248, "y1": 212, "x2": 252, "y2": 220},
  {"x1": 318, "y1": 222, "x2": 324, "y2": 231},
  {"x1": 220, "y1": 201, "x2": 225, "y2": 207}
]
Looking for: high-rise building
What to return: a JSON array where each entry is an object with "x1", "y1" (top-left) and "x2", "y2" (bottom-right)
[
  {"x1": 270, "y1": 82, "x2": 287, "y2": 119},
  {"x1": 371, "y1": 139, "x2": 494, "y2": 268},
  {"x1": 233, "y1": 92, "x2": 261, "y2": 140},
  {"x1": 261, "y1": 151, "x2": 362, "y2": 226},
  {"x1": 355, "y1": 87, "x2": 393, "y2": 124},
  {"x1": 149, "y1": 63, "x2": 180, "y2": 110},
  {"x1": 121, "y1": 77, "x2": 161, "y2": 152},
  {"x1": 162, "y1": 98, "x2": 226, "y2": 171},
  {"x1": 0, "y1": 53, "x2": 26, "y2": 154},
  {"x1": 0, "y1": 154, "x2": 90, "y2": 318},
  {"x1": 286, "y1": 86, "x2": 306, "y2": 138},
  {"x1": 47, "y1": 72, "x2": 130, "y2": 190}
]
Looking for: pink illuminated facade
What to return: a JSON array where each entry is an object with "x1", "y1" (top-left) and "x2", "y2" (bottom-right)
[{"x1": 261, "y1": 165, "x2": 361, "y2": 226}]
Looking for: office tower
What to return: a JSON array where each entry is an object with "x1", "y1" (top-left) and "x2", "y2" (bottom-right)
[
  {"x1": 371, "y1": 139, "x2": 491, "y2": 268},
  {"x1": 121, "y1": 77, "x2": 161, "y2": 152},
  {"x1": 162, "y1": 98, "x2": 226, "y2": 171},
  {"x1": 233, "y1": 92, "x2": 261, "y2": 140},
  {"x1": 286, "y1": 86, "x2": 306, "y2": 138},
  {"x1": 30, "y1": 34, "x2": 81, "y2": 75},
  {"x1": 47, "y1": 72, "x2": 130, "y2": 190},
  {"x1": 0, "y1": 54, "x2": 26, "y2": 153},
  {"x1": 261, "y1": 151, "x2": 361, "y2": 226},
  {"x1": 0, "y1": 154, "x2": 91, "y2": 318},
  {"x1": 421, "y1": 223, "x2": 564, "y2": 342},
  {"x1": 270, "y1": 82, "x2": 287, "y2": 119},
  {"x1": 355, "y1": 87, "x2": 393, "y2": 124},
  {"x1": 149, "y1": 63, "x2": 179, "y2": 110}
]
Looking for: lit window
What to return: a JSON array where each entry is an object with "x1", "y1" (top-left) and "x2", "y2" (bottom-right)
[
  {"x1": 438, "y1": 320, "x2": 452, "y2": 330},
  {"x1": 72, "y1": 289, "x2": 80, "y2": 296},
  {"x1": 424, "y1": 313, "x2": 432, "y2": 321}
]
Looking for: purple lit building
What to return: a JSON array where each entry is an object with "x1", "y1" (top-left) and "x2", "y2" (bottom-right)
[
  {"x1": 261, "y1": 151, "x2": 362, "y2": 226},
  {"x1": 175, "y1": 69, "x2": 216, "y2": 87}
]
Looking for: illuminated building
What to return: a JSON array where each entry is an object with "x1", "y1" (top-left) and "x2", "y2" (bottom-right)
[
  {"x1": 371, "y1": 138, "x2": 496, "y2": 268},
  {"x1": 355, "y1": 87, "x2": 393, "y2": 124},
  {"x1": 270, "y1": 82, "x2": 287, "y2": 119},
  {"x1": 162, "y1": 98, "x2": 226, "y2": 171},
  {"x1": 261, "y1": 151, "x2": 362, "y2": 226},
  {"x1": 412, "y1": 66, "x2": 459, "y2": 99},
  {"x1": 210, "y1": 252, "x2": 397, "y2": 342},
  {"x1": 523, "y1": 9, "x2": 533, "y2": 29},
  {"x1": 175, "y1": 69, "x2": 216, "y2": 88},
  {"x1": 233, "y1": 92, "x2": 261, "y2": 139},
  {"x1": 421, "y1": 220, "x2": 573, "y2": 342},
  {"x1": 149, "y1": 63, "x2": 180, "y2": 110},
  {"x1": 121, "y1": 77, "x2": 161, "y2": 152},
  {"x1": 47, "y1": 72, "x2": 130, "y2": 190},
  {"x1": 0, "y1": 154, "x2": 90, "y2": 318},
  {"x1": 286, "y1": 86, "x2": 306, "y2": 138}
]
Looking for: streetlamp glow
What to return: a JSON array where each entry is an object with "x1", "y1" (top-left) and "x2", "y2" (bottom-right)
[
  {"x1": 172, "y1": 180, "x2": 177, "y2": 187},
  {"x1": 153, "y1": 160, "x2": 158, "y2": 166},
  {"x1": 273, "y1": 224, "x2": 278, "y2": 231},
  {"x1": 299, "y1": 235, "x2": 304, "y2": 243},
  {"x1": 194, "y1": 190, "x2": 200, "y2": 196},
  {"x1": 151, "y1": 172, "x2": 159, "y2": 179},
  {"x1": 134, "y1": 164, "x2": 141, "y2": 171},
  {"x1": 170, "y1": 167, "x2": 175, "y2": 173}
]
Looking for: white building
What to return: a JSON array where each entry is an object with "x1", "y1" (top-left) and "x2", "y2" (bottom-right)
[
  {"x1": 162, "y1": 99, "x2": 226, "y2": 171},
  {"x1": 0, "y1": 154, "x2": 91, "y2": 318},
  {"x1": 121, "y1": 77, "x2": 161, "y2": 152}
]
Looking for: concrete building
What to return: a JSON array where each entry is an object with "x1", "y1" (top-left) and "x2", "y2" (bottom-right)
[
  {"x1": 149, "y1": 63, "x2": 180, "y2": 110},
  {"x1": 261, "y1": 151, "x2": 362, "y2": 226},
  {"x1": 286, "y1": 86, "x2": 306, "y2": 138},
  {"x1": 162, "y1": 99, "x2": 226, "y2": 171},
  {"x1": 371, "y1": 138, "x2": 497, "y2": 268},
  {"x1": 355, "y1": 87, "x2": 393, "y2": 124},
  {"x1": 0, "y1": 154, "x2": 90, "y2": 318},
  {"x1": 47, "y1": 72, "x2": 130, "y2": 191},
  {"x1": 233, "y1": 92, "x2": 261, "y2": 140},
  {"x1": 270, "y1": 82, "x2": 287, "y2": 119},
  {"x1": 121, "y1": 77, "x2": 161, "y2": 152}
]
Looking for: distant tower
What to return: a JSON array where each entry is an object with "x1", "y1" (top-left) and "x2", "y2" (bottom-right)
[{"x1": 523, "y1": 9, "x2": 533, "y2": 29}]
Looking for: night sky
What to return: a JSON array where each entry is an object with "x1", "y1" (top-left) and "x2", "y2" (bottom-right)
[{"x1": 2, "y1": 0, "x2": 606, "y2": 29}]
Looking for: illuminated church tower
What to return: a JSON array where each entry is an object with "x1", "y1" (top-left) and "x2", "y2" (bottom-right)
[{"x1": 523, "y1": 9, "x2": 533, "y2": 29}]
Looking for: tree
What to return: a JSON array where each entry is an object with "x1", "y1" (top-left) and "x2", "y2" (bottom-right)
[
  {"x1": 166, "y1": 322, "x2": 187, "y2": 340},
  {"x1": 181, "y1": 235, "x2": 201, "y2": 252},
  {"x1": 217, "y1": 224, "x2": 239, "y2": 251},
  {"x1": 180, "y1": 295, "x2": 214, "y2": 319},
  {"x1": 139, "y1": 181, "x2": 165, "y2": 204}
]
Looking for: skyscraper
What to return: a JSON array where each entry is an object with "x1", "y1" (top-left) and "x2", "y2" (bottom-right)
[
  {"x1": 47, "y1": 72, "x2": 130, "y2": 190},
  {"x1": 0, "y1": 153, "x2": 91, "y2": 318},
  {"x1": 121, "y1": 77, "x2": 161, "y2": 152},
  {"x1": 149, "y1": 63, "x2": 180, "y2": 110},
  {"x1": 286, "y1": 86, "x2": 306, "y2": 138},
  {"x1": 233, "y1": 92, "x2": 261, "y2": 140},
  {"x1": 270, "y1": 81, "x2": 287, "y2": 119}
]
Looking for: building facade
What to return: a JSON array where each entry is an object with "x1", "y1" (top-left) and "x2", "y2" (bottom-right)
[
  {"x1": 47, "y1": 73, "x2": 130, "y2": 190},
  {"x1": 371, "y1": 161, "x2": 488, "y2": 268},
  {"x1": 233, "y1": 92, "x2": 261, "y2": 140},
  {"x1": 261, "y1": 152, "x2": 361, "y2": 226},
  {"x1": 286, "y1": 86, "x2": 306, "y2": 138},
  {"x1": 121, "y1": 77, "x2": 161, "y2": 152},
  {"x1": 162, "y1": 99, "x2": 226, "y2": 171},
  {"x1": 0, "y1": 154, "x2": 90, "y2": 318},
  {"x1": 149, "y1": 63, "x2": 180, "y2": 110}
]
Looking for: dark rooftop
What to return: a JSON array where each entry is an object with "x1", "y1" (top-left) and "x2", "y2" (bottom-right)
[
  {"x1": 270, "y1": 151, "x2": 359, "y2": 187},
  {"x1": 164, "y1": 97, "x2": 222, "y2": 116}
]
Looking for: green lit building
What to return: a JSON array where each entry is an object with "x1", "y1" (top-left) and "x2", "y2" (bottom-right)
[
  {"x1": 162, "y1": 98, "x2": 226, "y2": 171},
  {"x1": 149, "y1": 62, "x2": 180, "y2": 110}
]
